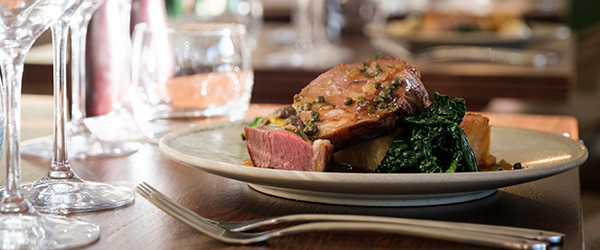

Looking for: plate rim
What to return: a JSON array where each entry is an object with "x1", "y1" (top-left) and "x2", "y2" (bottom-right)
[
  {"x1": 373, "y1": 21, "x2": 569, "y2": 45},
  {"x1": 159, "y1": 119, "x2": 588, "y2": 194}
]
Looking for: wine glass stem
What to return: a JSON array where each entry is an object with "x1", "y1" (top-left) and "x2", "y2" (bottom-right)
[
  {"x1": 311, "y1": 0, "x2": 327, "y2": 43},
  {"x1": 0, "y1": 49, "x2": 25, "y2": 201},
  {"x1": 0, "y1": 41, "x2": 34, "y2": 212},
  {"x1": 295, "y1": 0, "x2": 312, "y2": 49},
  {"x1": 50, "y1": 19, "x2": 76, "y2": 178},
  {"x1": 70, "y1": 17, "x2": 90, "y2": 127}
]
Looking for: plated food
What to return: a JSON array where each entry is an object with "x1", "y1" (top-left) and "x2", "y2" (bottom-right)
[
  {"x1": 159, "y1": 119, "x2": 588, "y2": 206},
  {"x1": 158, "y1": 57, "x2": 587, "y2": 206},
  {"x1": 244, "y1": 55, "x2": 503, "y2": 173},
  {"x1": 385, "y1": 11, "x2": 532, "y2": 41}
]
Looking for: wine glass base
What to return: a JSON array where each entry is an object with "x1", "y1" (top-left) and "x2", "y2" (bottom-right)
[
  {"x1": 0, "y1": 213, "x2": 100, "y2": 249},
  {"x1": 22, "y1": 179, "x2": 135, "y2": 214},
  {"x1": 21, "y1": 133, "x2": 142, "y2": 160},
  {"x1": 84, "y1": 109, "x2": 147, "y2": 142}
]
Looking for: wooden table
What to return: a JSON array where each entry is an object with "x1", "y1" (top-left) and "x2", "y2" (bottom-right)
[{"x1": 9, "y1": 95, "x2": 584, "y2": 249}]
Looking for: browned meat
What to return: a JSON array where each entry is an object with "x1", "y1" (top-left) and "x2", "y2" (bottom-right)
[
  {"x1": 292, "y1": 56, "x2": 429, "y2": 150},
  {"x1": 245, "y1": 126, "x2": 334, "y2": 172}
]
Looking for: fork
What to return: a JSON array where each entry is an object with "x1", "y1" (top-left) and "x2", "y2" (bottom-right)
[{"x1": 136, "y1": 182, "x2": 562, "y2": 249}]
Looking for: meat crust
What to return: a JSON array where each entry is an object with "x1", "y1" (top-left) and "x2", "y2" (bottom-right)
[{"x1": 292, "y1": 56, "x2": 429, "y2": 150}]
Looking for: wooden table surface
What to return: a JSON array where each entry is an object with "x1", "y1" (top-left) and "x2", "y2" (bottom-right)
[{"x1": 6, "y1": 94, "x2": 584, "y2": 249}]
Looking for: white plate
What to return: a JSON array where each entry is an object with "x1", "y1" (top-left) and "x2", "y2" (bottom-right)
[{"x1": 159, "y1": 119, "x2": 588, "y2": 207}]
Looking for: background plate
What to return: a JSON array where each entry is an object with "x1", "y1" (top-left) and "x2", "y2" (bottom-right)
[
  {"x1": 373, "y1": 21, "x2": 571, "y2": 46},
  {"x1": 159, "y1": 119, "x2": 588, "y2": 206}
]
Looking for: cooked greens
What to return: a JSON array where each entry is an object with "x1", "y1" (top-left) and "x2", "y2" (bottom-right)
[{"x1": 375, "y1": 92, "x2": 478, "y2": 173}]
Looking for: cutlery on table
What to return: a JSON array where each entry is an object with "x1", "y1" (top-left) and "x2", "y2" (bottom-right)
[{"x1": 136, "y1": 182, "x2": 563, "y2": 249}]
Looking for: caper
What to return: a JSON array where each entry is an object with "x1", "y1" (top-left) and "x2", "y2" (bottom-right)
[
  {"x1": 391, "y1": 78, "x2": 402, "y2": 86},
  {"x1": 373, "y1": 96, "x2": 384, "y2": 103},
  {"x1": 378, "y1": 102, "x2": 388, "y2": 109},
  {"x1": 302, "y1": 102, "x2": 313, "y2": 111},
  {"x1": 380, "y1": 88, "x2": 391, "y2": 95},
  {"x1": 359, "y1": 65, "x2": 366, "y2": 72},
  {"x1": 356, "y1": 96, "x2": 366, "y2": 104},
  {"x1": 303, "y1": 123, "x2": 318, "y2": 136},
  {"x1": 285, "y1": 117, "x2": 297, "y2": 125},
  {"x1": 310, "y1": 110, "x2": 319, "y2": 122},
  {"x1": 343, "y1": 97, "x2": 353, "y2": 105},
  {"x1": 315, "y1": 96, "x2": 325, "y2": 103},
  {"x1": 370, "y1": 63, "x2": 382, "y2": 76},
  {"x1": 513, "y1": 162, "x2": 522, "y2": 169},
  {"x1": 379, "y1": 93, "x2": 391, "y2": 101},
  {"x1": 373, "y1": 82, "x2": 381, "y2": 89},
  {"x1": 294, "y1": 95, "x2": 303, "y2": 102},
  {"x1": 366, "y1": 105, "x2": 375, "y2": 114}
]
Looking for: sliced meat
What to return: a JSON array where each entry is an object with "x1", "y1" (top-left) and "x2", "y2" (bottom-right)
[
  {"x1": 292, "y1": 56, "x2": 429, "y2": 150},
  {"x1": 245, "y1": 126, "x2": 334, "y2": 172}
]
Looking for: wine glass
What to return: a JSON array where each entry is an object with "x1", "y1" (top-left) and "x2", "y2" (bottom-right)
[
  {"x1": 265, "y1": 0, "x2": 352, "y2": 69},
  {"x1": 20, "y1": 0, "x2": 142, "y2": 159},
  {"x1": 81, "y1": 0, "x2": 149, "y2": 144},
  {"x1": 0, "y1": 0, "x2": 100, "y2": 248},
  {"x1": 19, "y1": 0, "x2": 136, "y2": 214}
]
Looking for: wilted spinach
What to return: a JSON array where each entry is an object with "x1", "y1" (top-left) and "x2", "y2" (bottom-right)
[{"x1": 375, "y1": 92, "x2": 478, "y2": 173}]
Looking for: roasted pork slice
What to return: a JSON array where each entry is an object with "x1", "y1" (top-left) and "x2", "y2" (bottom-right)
[
  {"x1": 244, "y1": 126, "x2": 334, "y2": 172},
  {"x1": 292, "y1": 56, "x2": 429, "y2": 150}
]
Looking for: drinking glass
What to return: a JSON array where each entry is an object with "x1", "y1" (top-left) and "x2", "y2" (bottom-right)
[
  {"x1": 0, "y1": 0, "x2": 101, "y2": 248},
  {"x1": 20, "y1": 0, "x2": 142, "y2": 159},
  {"x1": 19, "y1": 1, "x2": 135, "y2": 214},
  {"x1": 130, "y1": 22, "x2": 253, "y2": 143}
]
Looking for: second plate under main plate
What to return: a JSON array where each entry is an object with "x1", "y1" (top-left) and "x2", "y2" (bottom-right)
[{"x1": 159, "y1": 119, "x2": 587, "y2": 206}]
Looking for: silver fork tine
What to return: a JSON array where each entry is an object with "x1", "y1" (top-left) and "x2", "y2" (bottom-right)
[
  {"x1": 137, "y1": 182, "x2": 220, "y2": 225},
  {"x1": 136, "y1": 183, "x2": 225, "y2": 236},
  {"x1": 135, "y1": 182, "x2": 556, "y2": 248}
]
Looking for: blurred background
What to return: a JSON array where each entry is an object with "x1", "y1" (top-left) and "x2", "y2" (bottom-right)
[{"x1": 22, "y1": 0, "x2": 600, "y2": 248}]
